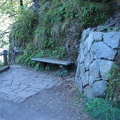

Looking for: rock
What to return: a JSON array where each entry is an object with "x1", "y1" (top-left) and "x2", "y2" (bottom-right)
[
  {"x1": 81, "y1": 28, "x2": 92, "y2": 41},
  {"x1": 93, "y1": 32, "x2": 103, "y2": 42},
  {"x1": 91, "y1": 42, "x2": 117, "y2": 60},
  {"x1": 65, "y1": 19, "x2": 81, "y2": 61},
  {"x1": 79, "y1": 63, "x2": 85, "y2": 78},
  {"x1": 84, "y1": 32, "x2": 94, "y2": 51},
  {"x1": 75, "y1": 30, "x2": 120, "y2": 99},
  {"x1": 81, "y1": 71, "x2": 89, "y2": 88},
  {"x1": 79, "y1": 49, "x2": 85, "y2": 63},
  {"x1": 84, "y1": 86, "x2": 94, "y2": 99},
  {"x1": 89, "y1": 76, "x2": 101, "y2": 87},
  {"x1": 83, "y1": 47, "x2": 88, "y2": 57},
  {"x1": 100, "y1": 60, "x2": 113, "y2": 80},
  {"x1": 89, "y1": 59, "x2": 101, "y2": 86},
  {"x1": 84, "y1": 53, "x2": 92, "y2": 70},
  {"x1": 75, "y1": 66, "x2": 80, "y2": 79},
  {"x1": 92, "y1": 81, "x2": 107, "y2": 97},
  {"x1": 103, "y1": 32, "x2": 120, "y2": 49}
]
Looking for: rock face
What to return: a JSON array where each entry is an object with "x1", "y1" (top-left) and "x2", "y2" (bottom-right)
[{"x1": 75, "y1": 29, "x2": 120, "y2": 99}]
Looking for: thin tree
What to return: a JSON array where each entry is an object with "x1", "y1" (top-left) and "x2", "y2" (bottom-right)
[{"x1": 20, "y1": 0, "x2": 23, "y2": 6}]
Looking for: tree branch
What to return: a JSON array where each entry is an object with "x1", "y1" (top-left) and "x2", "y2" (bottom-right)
[{"x1": 0, "y1": 31, "x2": 10, "y2": 36}]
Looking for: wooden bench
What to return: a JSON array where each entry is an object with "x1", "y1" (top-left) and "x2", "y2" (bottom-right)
[{"x1": 31, "y1": 58, "x2": 74, "y2": 69}]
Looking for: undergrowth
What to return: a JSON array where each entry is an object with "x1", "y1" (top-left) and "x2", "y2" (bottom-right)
[
  {"x1": 10, "y1": 0, "x2": 113, "y2": 68},
  {"x1": 106, "y1": 64, "x2": 120, "y2": 104}
]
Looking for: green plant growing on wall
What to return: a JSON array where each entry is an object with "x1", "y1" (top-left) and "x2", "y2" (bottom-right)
[
  {"x1": 106, "y1": 64, "x2": 120, "y2": 104},
  {"x1": 99, "y1": 26, "x2": 120, "y2": 32}
]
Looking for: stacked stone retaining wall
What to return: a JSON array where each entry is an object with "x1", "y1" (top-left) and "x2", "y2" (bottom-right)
[{"x1": 75, "y1": 28, "x2": 120, "y2": 99}]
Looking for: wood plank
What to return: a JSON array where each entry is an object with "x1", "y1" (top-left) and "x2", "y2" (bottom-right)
[{"x1": 31, "y1": 58, "x2": 74, "y2": 66}]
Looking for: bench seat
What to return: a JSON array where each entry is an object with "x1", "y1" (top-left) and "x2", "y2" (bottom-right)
[{"x1": 31, "y1": 58, "x2": 74, "y2": 66}]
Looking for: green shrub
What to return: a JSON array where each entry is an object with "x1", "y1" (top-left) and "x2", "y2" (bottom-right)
[
  {"x1": 15, "y1": 44, "x2": 36, "y2": 66},
  {"x1": 10, "y1": 8, "x2": 38, "y2": 46}
]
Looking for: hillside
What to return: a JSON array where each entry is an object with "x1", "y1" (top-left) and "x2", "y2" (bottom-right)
[{"x1": 9, "y1": 0, "x2": 119, "y2": 69}]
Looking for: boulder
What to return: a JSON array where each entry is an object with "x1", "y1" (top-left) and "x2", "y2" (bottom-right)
[{"x1": 92, "y1": 81, "x2": 107, "y2": 97}]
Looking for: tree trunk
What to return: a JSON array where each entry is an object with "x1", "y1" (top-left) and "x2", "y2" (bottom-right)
[{"x1": 20, "y1": 0, "x2": 23, "y2": 6}]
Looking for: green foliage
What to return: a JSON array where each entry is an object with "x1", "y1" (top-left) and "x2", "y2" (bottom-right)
[
  {"x1": 79, "y1": 4, "x2": 109, "y2": 27},
  {"x1": 10, "y1": 8, "x2": 38, "y2": 45},
  {"x1": 0, "y1": 0, "x2": 31, "y2": 15},
  {"x1": 106, "y1": 64, "x2": 120, "y2": 104},
  {"x1": 33, "y1": 0, "x2": 111, "y2": 60},
  {"x1": 56, "y1": 69, "x2": 68, "y2": 77},
  {"x1": 10, "y1": 0, "x2": 112, "y2": 68},
  {"x1": 86, "y1": 98, "x2": 120, "y2": 120},
  {"x1": 15, "y1": 44, "x2": 36, "y2": 67},
  {"x1": 99, "y1": 26, "x2": 120, "y2": 32},
  {"x1": 117, "y1": 0, "x2": 120, "y2": 4},
  {"x1": 0, "y1": 60, "x2": 3, "y2": 67}
]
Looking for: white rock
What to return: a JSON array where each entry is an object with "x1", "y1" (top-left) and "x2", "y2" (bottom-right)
[
  {"x1": 103, "y1": 32, "x2": 120, "y2": 49},
  {"x1": 91, "y1": 42, "x2": 117, "y2": 60},
  {"x1": 93, "y1": 32, "x2": 103, "y2": 42},
  {"x1": 84, "y1": 86, "x2": 94, "y2": 99},
  {"x1": 100, "y1": 60, "x2": 113, "y2": 80},
  {"x1": 92, "y1": 81, "x2": 107, "y2": 97}
]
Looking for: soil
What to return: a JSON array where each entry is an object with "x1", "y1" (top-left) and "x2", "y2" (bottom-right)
[{"x1": 94, "y1": 10, "x2": 120, "y2": 31}]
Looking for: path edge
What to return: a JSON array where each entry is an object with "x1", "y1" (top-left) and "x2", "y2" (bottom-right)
[{"x1": 0, "y1": 65, "x2": 10, "y2": 74}]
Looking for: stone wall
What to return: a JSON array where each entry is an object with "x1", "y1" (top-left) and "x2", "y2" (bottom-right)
[{"x1": 75, "y1": 28, "x2": 120, "y2": 99}]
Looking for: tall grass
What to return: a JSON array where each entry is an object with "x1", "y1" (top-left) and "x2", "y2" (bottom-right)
[{"x1": 86, "y1": 98, "x2": 120, "y2": 120}]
